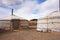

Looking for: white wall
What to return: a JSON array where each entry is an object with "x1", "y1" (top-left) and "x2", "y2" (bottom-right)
[
  {"x1": 37, "y1": 11, "x2": 60, "y2": 32},
  {"x1": 0, "y1": 21, "x2": 11, "y2": 30},
  {"x1": 37, "y1": 19, "x2": 47, "y2": 32},
  {"x1": 37, "y1": 18, "x2": 60, "y2": 32}
]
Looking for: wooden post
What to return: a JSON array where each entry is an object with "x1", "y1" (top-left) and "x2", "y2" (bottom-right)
[
  {"x1": 18, "y1": 19, "x2": 20, "y2": 31},
  {"x1": 11, "y1": 20, "x2": 14, "y2": 31},
  {"x1": 47, "y1": 16, "x2": 48, "y2": 32}
]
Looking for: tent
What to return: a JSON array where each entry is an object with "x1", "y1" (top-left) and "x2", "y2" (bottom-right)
[
  {"x1": 0, "y1": 9, "x2": 29, "y2": 31},
  {"x1": 0, "y1": 15, "x2": 29, "y2": 31},
  {"x1": 29, "y1": 19, "x2": 37, "y2": 29},
  {"x1": 37, "y1": 11, "x2": 60, "y2": 32}
]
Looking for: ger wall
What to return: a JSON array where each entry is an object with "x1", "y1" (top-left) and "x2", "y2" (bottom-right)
[
  {"x1": 37, "y1": 17, "x2": 60, "y2": 32},
  {"x1": 0, "y1": 21, "x2": 11, "y2": 30}
]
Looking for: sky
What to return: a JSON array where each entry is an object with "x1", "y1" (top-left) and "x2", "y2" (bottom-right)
[{"x1": 0, "y1": 0, "x2": 59, "y2": 20}]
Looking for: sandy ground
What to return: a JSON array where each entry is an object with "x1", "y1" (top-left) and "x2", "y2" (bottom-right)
[{"x1": 0, "y1": 29, "x2": 60, "y2": 40}]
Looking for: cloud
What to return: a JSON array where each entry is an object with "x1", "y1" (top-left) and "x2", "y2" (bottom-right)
[
  {"x1": 14, "y1": 0, "x2": 38, "y2": 20},
  {"x1": 0, "y1": 7, "x2": 11, "y2": 18},
  {"x1": 36, "y1": 0, "x2": 58, "y2": 11},
  {"x1": 14, "y1": 0, "x2": 59, "y2": 20},
  {"x1": 0, "y1": 0, "x2": 46, "y2": 9},
  {"x1": 1, "y1": 0, "x2": 24, "y2": 9},
  {"x1": 35, "y1": 0, "x2": 59, "y2": 17},
  {"x1": 0, "y1": 0, "x2": 59, "y2": 20}
]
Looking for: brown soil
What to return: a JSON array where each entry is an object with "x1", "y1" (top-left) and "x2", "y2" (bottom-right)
[{"x1": 0, "y1": 29, "x2": 60, "y2": 40}]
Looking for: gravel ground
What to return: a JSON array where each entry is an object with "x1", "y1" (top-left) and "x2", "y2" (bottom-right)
[{"x1": 0, "y1": 29, "x2": 60, "y2": 40}]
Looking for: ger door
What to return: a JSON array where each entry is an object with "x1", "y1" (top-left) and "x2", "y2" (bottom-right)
[{"x1": 11, "y1": 19, "x2": 20, "y2": 31}]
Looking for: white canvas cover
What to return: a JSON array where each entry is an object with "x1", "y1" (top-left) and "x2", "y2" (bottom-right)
[
  {"x1": 37, "y1": 11, "x2": 60, "y2": 32},
  {"x1": 20, "y1": 20, "x2": 29, "y2": 27},
  {"x1": 0, "y1": 21, "x2": 11, "y2": 30},
  {"x1": 37, "y1": 18, "x2": 48, "y2": 32},
  {"x1": 47, "y1": 11, "x2": 60, "y2": 32},
  {"x1": 0, "y1": 15, "x2": 27, "y2": 30},
  {"x1": 0, "y1": 15, "x2": 26, "y2": 20}
]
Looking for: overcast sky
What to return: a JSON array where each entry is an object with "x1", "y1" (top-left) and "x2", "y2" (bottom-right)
[{"x1": 0, "y1": 0, "x2": 59, "y2": 20}]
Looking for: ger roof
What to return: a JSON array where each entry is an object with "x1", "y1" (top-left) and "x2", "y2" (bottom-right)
[{"x1": 0, "y1": 15, "x2": 26, "y2": 20}]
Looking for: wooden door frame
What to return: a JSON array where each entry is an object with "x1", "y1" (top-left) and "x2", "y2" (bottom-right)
[{"x1": 11, "y1": 19, "x2": 20, "y2": 31}]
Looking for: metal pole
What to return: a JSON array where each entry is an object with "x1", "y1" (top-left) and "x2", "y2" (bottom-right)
[{"x1": 12, "y1": 9, "x2": 13, "y2": 15}]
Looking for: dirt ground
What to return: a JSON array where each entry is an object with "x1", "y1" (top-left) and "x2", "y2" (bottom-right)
[{"x1": 0, "y1": 29, "x2": 60, "y2": 40}]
